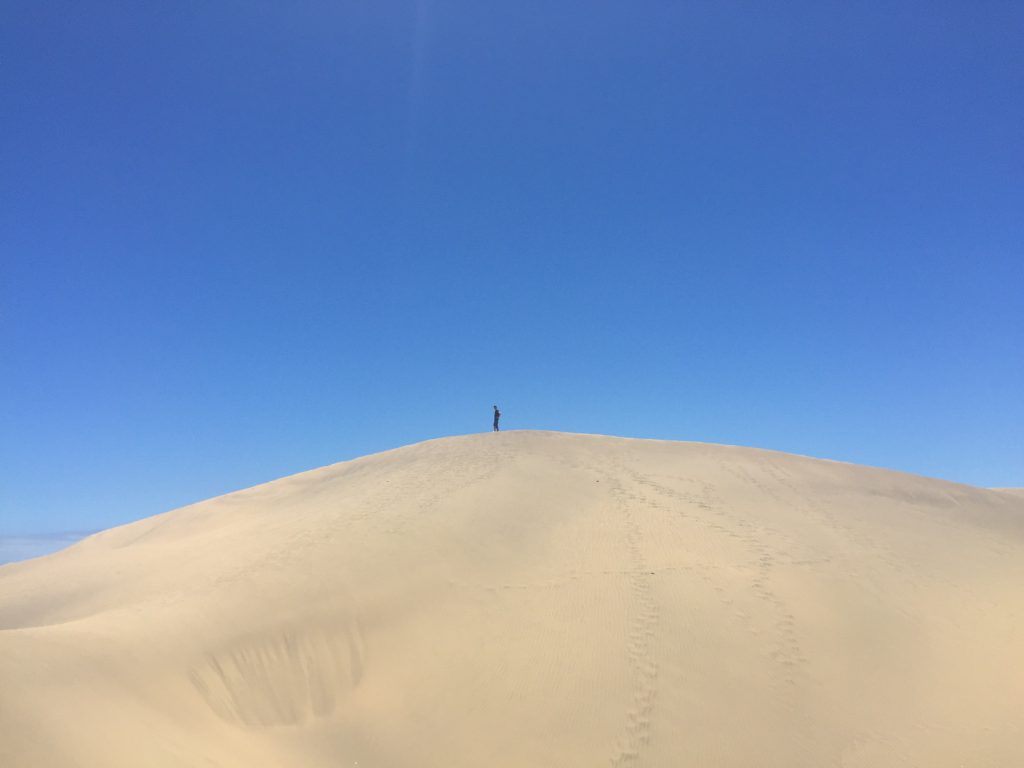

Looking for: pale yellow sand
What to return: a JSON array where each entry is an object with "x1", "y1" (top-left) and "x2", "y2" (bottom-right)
[{"x1": 2, "y1": 431, "x2": 1022, "y2": 767}]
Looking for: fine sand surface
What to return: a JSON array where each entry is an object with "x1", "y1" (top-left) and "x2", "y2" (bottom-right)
[{"x1": 2, "y1": 431, "x2": 1022, "y2": 767}]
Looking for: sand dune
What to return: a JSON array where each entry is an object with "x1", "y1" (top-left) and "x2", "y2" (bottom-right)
[{"x1": 2, "y1": 431, "x2": 1022, "y2": 767}]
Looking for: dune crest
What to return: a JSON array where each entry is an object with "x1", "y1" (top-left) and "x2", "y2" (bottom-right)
[{"x1": 2, "y1": 431, "x2": 1022, "y2": 767}]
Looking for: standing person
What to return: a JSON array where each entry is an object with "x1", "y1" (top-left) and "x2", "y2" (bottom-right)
[{"x1": 493, "y1": 405, "x2": 501, "y2": 432}]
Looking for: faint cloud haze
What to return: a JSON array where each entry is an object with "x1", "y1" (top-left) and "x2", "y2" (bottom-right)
[{"x1": 0, "y1": 531, "x2": 93, "y2": 565}]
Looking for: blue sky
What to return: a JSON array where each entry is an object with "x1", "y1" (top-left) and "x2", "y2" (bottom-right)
[{"x1": 2, "y1": 1, "x2": 1022, "y2": 561}]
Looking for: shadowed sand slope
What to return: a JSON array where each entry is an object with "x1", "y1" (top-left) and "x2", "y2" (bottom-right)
[{"x1": 2, "y1": 431, "x2": 1023, "y2": 767}]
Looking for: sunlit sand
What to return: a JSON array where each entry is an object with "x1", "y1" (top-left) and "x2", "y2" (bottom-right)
[{"x1": 2, "y1": 431, "x2": 1021, "y2": 767}]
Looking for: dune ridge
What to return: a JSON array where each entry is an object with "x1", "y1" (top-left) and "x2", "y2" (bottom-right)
[{"x1": 2, "y1": 431, "x2": 1022, "y2": 767}]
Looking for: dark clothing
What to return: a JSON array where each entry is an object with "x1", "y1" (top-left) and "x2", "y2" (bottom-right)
[{"x1": 493, "y1": 407, "x2": 501, "y2": 431}]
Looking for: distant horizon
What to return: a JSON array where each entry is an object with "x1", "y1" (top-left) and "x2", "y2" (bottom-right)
[
  {"x1": 0, "y1": 530, "x2": 99, "y2": 566},
  {"x1": 3, "y1": 428, "x2": 1021, "y2": 564}
]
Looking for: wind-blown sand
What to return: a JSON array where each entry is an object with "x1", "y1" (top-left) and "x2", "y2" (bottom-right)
[{"x1": 2, "y1": 431, "x2": 1022, "y2": 767}]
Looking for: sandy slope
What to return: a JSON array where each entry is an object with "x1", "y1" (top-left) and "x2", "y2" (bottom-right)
[{"x1": 1, "y1": 431, "x2": 1022, "y2": 768}]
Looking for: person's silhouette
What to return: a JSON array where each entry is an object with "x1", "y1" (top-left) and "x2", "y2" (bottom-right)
[{"x1": 493, "y1": 405, "x2": 501, "y2": 432}]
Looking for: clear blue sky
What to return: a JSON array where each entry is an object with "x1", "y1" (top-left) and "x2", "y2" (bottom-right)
[{"x1": 2, "y1": 1, "x2": 1022, "y2": 560}]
